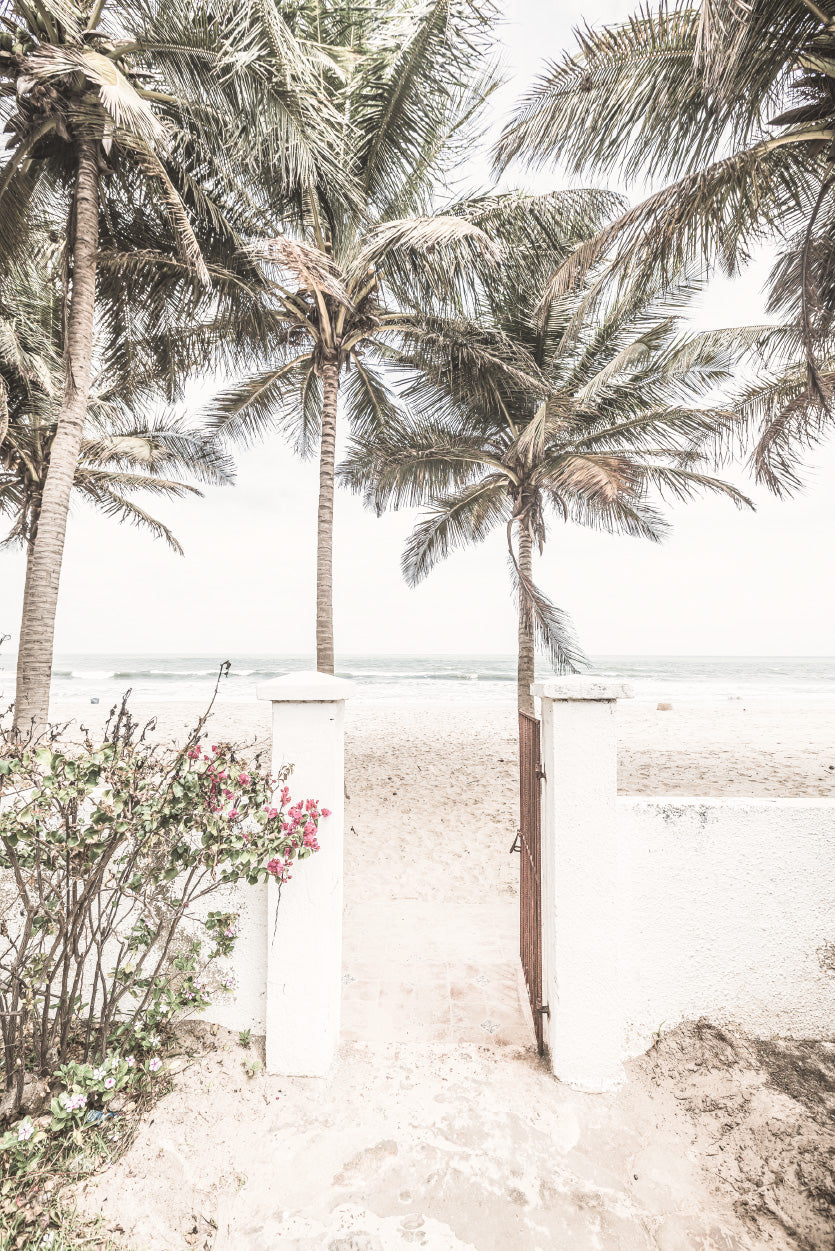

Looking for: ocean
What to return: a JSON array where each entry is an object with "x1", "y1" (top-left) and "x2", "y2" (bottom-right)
[{"x1": 1, "y1": 654, "x2": 834, "y2": 707}]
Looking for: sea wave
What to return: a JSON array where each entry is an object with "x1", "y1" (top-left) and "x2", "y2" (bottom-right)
[
  {"x1": 4, "y1": 655, "x2": 830, "y2": 708},
  {"x1": 62, "y1": 667, "x2": 519, "y2": 683},
  {"x1": 110, "y1": 669, "x2": 262, "y2": 680},
  {"x1": 338, "y1": 669, "x2": 514, "y2": 681}
]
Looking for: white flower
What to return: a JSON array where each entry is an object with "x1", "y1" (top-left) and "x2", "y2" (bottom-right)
[
  {"x1": 148, "y1": 1057, "x2": 162, "y2": 1073},
  {"x1": 149, "y1": 1035, "x2": 160, "y2": 1048},
  {"x1": 104, "y1": 1077, "x2": 116, "y2": 1090},
  {"x1": 17, "y1": 1120, "x2": 33, "y2": 1142},
  {"x1": 126, "y1": 1056, "x2": 135, "y2": 1067},
  {"x1": 42, "y1": 1234, "x2": 54, "y2": 1247}
]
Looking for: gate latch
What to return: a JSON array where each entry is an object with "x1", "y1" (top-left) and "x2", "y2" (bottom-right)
[{"x1": 509, "y1": 830, "x2": 521, "y2": 854}]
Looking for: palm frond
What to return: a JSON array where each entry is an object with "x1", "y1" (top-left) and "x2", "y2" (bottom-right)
[
  {"x1": 341, "y1": 357, "x2": 403, "y2": 443},
  {"x1": 247, "y1": 237, "x2": 353, "y2": 308},
  {"x1": 506, "y1": 520, "x2": 589, "y2": 674},
  {"x1": 201, "y1": 355, "x2": 314, "y2": 446},
  {"x1": 402, "y1": 477, "x2": 509, "y2": 585},
  {"x1": 77, "y1": 483, "x2": 185, "y2": 553},
  {"x1": 642, "y1": 463, "x2": 754, "y2": 508},
  {"x1": 25, "y1": 46, "x2": 165, "y2": 145}
]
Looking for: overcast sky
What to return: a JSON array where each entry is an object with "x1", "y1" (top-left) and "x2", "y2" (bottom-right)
[{"x1": 2, "y1": 0, "x2": 833, "y2": 660}]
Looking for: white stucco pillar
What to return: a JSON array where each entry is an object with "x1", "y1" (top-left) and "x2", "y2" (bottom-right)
[
  {"x1": 256, "y1": 671, "x2": 353, "y2": 1076},
  {"x1": 531, "y1": 676, "x2": 633, "y2": 1092}
]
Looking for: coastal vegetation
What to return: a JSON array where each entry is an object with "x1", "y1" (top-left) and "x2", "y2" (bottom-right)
[
  {"x1": 0, "y1": 243, "x2": 233, "y2": 558},
  {"x1": 496, "y1": 0, "x2": 835, "y2": 488},
  {"x1": 0, "y1": 678, "x2": 326, "y2": 1244},
  {"x1": 0, "y1": 0, "x2": 335, "y2": 733},
  {"x1": 341, "y1": 191, "x2": 752, "y2": 712},
  {"x1": 203, "y1": 0, "x2": 508, "y2": 674},
  {"x1": 3, "y1": 0, "x2": 832, "y2": 712}
]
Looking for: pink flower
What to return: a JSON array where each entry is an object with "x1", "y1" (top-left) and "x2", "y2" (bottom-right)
[
  {"x1": 280, "y1": 787, "x2": 291, "y2": 804},
  {"x1": 322, "y1": 808, "x2": 331, "y2": 818},
  {"x1": 238, "y1": 773, "x2": 251, "y2": 787},
  {"x1": 304, "y1": 820, "x2": 315, "y2": 837},
  {"x1": 265, "y1": 806, "x2": 278, "y2": 821},
  {"x1": 211, "y1": 746, "x2": 218, "y2": 753},
  {"x1": 227, "y1": 809, "x2": 239, "y2": 820}
]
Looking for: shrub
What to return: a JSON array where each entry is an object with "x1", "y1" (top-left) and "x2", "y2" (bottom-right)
[{"x1": 0, "y1": 681, "x2": 329, "y2": 1121}]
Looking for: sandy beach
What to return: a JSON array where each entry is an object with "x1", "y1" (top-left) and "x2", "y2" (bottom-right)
[
  {"x1": 68, "y1": 693, "x2": 835, "y2": 1249},
  {"x1": 52, "y1": 693, "x2": 835, "y2": 805}
]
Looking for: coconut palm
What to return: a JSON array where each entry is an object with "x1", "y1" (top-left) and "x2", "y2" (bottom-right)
[
  {"x1": 340, "y1": 193, "x2": 752, "y2": 714},
  {"x1": 1, "y1": 246, "x2": 234, "y2": 601},
  {"x1": 204, "y1": 0, "x2": 508, "y2": 674},
  {"x1": 2, "y1": 407, "x2": 233, "y2": 551},
  {"x1": 494, "y1": 0, "x2": 835, "y2": 485},
  {"x1": 0, "y1": 0, "x2": 334, "y2": 732}
]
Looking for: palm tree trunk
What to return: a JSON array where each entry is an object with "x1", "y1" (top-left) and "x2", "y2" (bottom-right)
[
  {"x1": 316, "y1": 358, "x2": 339, "y2": 674},
  {"x1": 13, "y1": 134, "x2": 100, "y2": 736},
  {"x1": 517, "y1": 515, "x2": 536, "y2": 716}
]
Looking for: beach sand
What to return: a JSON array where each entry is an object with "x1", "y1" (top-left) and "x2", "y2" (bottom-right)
[
  {"x1": 69, "y1": 695, "x2": 835, "y2": 1249},
  {"x1": 52, "y1": 693, "x2": 835, "y2": 802}
]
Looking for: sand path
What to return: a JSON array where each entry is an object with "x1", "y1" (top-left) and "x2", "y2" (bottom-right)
[{"x1": 201, "y1": 705, "x2": 757, "y2": 1250}]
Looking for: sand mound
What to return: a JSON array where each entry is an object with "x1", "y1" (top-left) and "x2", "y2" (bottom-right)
[{"x1": 636, "y1": 1020, "x2": 835, "y2": 1249}]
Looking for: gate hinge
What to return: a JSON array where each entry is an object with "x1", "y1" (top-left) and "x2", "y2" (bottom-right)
[
  {"x1": 537, "y1": 1004, "x2": 551, "y2": 1018},
  {"x1": 509, "y1": 830, "x2": 521, "y2": 854},
  {"x1": 536, "y1": 768, "x2": 546, "y2": 782}
]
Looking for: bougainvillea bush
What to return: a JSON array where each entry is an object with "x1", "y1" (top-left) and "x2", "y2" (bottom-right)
[{"x1": 0, "y1": 683, "x2": 328, "y2": 1124}]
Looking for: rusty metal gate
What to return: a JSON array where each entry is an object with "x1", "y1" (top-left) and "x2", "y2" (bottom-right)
[{"x1": 513, "y1": 710, "x2": 547, "y2": 1053}]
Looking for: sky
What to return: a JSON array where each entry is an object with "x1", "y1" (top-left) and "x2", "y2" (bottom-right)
[{"x1": 1, "y1": 0, "x2": 833, "y2": 660}]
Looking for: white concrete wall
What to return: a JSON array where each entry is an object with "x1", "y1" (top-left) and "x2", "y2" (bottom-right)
[
  {"x1": 258, "y1": 672, "x2": 352, "y2": 1076},
  {"x1": 618, "y1": 796, "x2": 835, "y2": 1054},
  {"x1": 202, "y1": 672, "x2": 351, "y2": 1067},
  {"x1": 534, "y1": 678, "x2": 835, "y2": 1092},
  {"x1": 536, "y1": 679, "x2": 631, "y2": 1091},
  {"x1": 197, "y1": 879, "x2": 268, "y2": 1034}
]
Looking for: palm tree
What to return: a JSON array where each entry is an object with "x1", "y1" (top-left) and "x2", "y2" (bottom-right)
[
  {"x1": 0, "y1": 0, "x2": 332, "y2": 732},
  {"x1": 494, "y1": 0, "x2": 835, "y2": 484},
  {"x1": 1, "y1": 246, "x2": 234, "y2": 604},
  {"x1": 340, "y1": 193, "x2": 752, "y2": 714},
  {"x1": 205, "y1": 0, "x2": 506, "y2": 674}
]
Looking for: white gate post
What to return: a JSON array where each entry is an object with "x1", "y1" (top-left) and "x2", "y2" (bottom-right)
[
  {"x1": 531, "y1": 676, "x2": 632, "y2": 1092},
  {"x1": 256, "y1": 671, "x2": 353, "y2": 1076}
]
